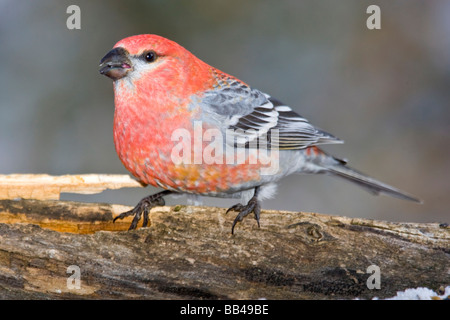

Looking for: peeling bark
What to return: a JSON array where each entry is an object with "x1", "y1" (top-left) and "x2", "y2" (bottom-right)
[{"x1": 0, "y1": 199, "x2": 448, "y2": 299}]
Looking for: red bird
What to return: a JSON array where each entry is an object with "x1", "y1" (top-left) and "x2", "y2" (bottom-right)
[{"x1": 99, "y1": 34, "x2": 420, "y2": 234}]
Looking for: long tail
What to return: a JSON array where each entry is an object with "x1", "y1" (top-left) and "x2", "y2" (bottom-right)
[
  {"x1": 305, "y1": 147, "x2": 422, "y2": 203},
  {"x1": 326, "y1": 161, "x2": 422, "y2": 203}
]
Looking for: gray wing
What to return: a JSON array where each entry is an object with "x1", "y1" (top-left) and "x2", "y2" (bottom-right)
[{"x1": 200, "y1": 79, "x2": 343, "y2": 150}]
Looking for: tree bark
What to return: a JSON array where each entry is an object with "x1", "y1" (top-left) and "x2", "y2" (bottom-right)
[{"x1": 0, "y1": 198, "x2": 448, "y2": 300}]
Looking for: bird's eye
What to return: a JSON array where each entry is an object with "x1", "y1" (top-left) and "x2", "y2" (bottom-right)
[{"x1": 144, "y1": 51, "x2": 156, "y2": 63}]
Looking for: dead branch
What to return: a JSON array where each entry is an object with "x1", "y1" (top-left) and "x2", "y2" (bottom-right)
[{"x1": 0, "y1": 196, "x2": 448, "y2": 299}]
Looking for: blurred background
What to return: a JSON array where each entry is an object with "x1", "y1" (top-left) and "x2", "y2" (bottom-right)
[{"x1": 0, "y1": 0, "x2": 448, "y2": 224}]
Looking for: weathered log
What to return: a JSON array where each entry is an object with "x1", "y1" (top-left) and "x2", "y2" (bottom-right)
[{"x1": 0, "y1": 198, "x2": 448, "y2": 300}]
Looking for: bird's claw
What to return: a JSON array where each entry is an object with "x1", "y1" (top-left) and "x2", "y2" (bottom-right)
[
  {"x1": 226, "y1": 197, "x2": 261, "y2": 235},
  {"x1": 113, "y1": 191, "x2": 170, "y2": 230}
]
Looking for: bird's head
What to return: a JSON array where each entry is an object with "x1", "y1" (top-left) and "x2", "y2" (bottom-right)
[{"x1": 99, "y1": 34, "x2": 192, "y2": 82}]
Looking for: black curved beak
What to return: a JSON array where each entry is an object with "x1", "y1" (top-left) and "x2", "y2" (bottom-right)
[{"x1": 99, "y1": 47, "x2": 132, "y2": 81}]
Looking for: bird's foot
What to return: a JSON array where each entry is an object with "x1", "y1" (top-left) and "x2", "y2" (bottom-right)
[
  {"x1": 113, "y1": 190, "x2": 172, "y2": 230},
  {"x1": 226, "y1": 188, "x2": 261, "y2": 234}
]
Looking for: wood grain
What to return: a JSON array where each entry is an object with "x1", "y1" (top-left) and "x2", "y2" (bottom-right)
[{"x1": 0, "y1": 199, "x2": 448, "y2": 299}]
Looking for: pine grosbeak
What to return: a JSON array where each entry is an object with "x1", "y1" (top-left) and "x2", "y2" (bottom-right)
[{"x1": 99, "y1": 34, "x2": 421, "y2": 234}]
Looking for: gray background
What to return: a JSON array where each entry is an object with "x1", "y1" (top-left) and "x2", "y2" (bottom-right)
[{"x1": 1, "y1": 0, "x2": 448, "y2": 224}]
